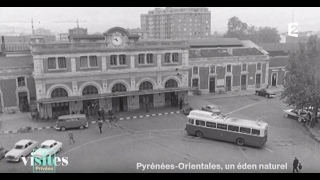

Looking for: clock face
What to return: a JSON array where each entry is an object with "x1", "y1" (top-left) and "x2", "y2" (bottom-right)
[{"x1": 112, "y1": 35, "x2": 123, "y2": 46}]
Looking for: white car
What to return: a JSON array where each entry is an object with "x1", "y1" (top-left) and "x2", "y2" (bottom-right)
[
  {"x1": 32, "y1": 140, "x2": 63, "y2": 159},
  {"x1": 5, "y1": 139, "x2": 39, "y2": 162}
]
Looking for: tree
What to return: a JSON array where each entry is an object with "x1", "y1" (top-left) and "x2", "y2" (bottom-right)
[
  {"x1": 224, "y1": 16, "x2": 248, "y2": 40},
  {"x1": 280, "y1": 35, "x2": 320, "y2": 126},
  {"x1": 255, "y1": 27, "x2": 280, "y2": 43}
]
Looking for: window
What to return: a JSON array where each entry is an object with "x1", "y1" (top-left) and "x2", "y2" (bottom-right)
[
  {"x1": 217, "y1": 123, "x2": 227, "y2": 130},
  {"x1": 112, "y1": 83, "x2": 127, "y2": 92},
  {"x1": 172, "y1": 53, "x2": 179, "y2": 62},
  {"x1": 110, "y1": 55, "x2": 117, "y2": 65},
  {"x1": 119, "y1": 55, "x2": 126, "y2": 65},
  {"x1": 80, "y1": 56, "x2": 88, "y2": 68},
  {"x1": 139, "y1": 81, "x2": 153, "y2": 90},
  {"x1": 138, "y1": 54, "x2": 145, "y2": 64},
  {"x1": 227, "y1": 64, "x2": 231, "y2": 73},
  {"x1": 257, "y1": 63, "x2": 262, "y2": 71},
  {"x1": 82, "y1": 85, "x2": 98, "y2": 95},
  {"x1": 48, "y1": 57, "x2": 56, "y2": 69},
  {"x1": 147, "y1": 54, "x2": 153, "y2": 64},
  {"x1": 17, "y1": 77, "x2": 25, "y2": 87},
  {"x1": 192, "y1": 78, "x2": 199, "y2": 88},
  {"x1": 51, "y1": 88, "x2": 68, "y2": 98},
  {"x1": 58, "y1": 57, "x2": 66, "y2": 69},
  {"x1": 228, "y1": 125, "x2": 239, "y2": 132},
  {"x1": 89, "y1": 56, "x2": 97, "y2": 67},
  {"x1": 193, "y1": 66, "x2": 198, "y2": 75},
  {"x1": 165, "y1": 79, "x2": 178, "y2": 88},
  {"x1": 210, "y1": 65, "x2": 215, "y2": 74},
  {"x1": 189, "y1": 119, "x2": 194, "y2": 124},
  {"x1": 242, "y1": 63, "x2": 247, "y2": 71},
  {"x1": 195, "y1": 120, "x2": 205, "y2": 126},
  {"x1": 206, "y1": 122, "x2": 216, "y2": 128},
  {"x1": 240, "y1": 127, "x2": 251, "y2": 134},
  {"x1": 252, "y1": 129, "x2": 260, "y2": 135},
  {"x1": 165, "y1": 53, "x2": 170, "y2": 63}
]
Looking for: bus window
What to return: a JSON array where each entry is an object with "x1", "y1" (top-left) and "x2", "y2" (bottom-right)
[
  {"x1": 189, "y1": 119, "x2": 194, "y2": 124},
  {"x1": 195, "y1": 120, "x2": 205, "y2": 126},
  {"x1": 252, "y1": 129, "x2": 260, "y2": 136},
  {"x1": 240, "y1": 127, "x2": 251, "y2": 134},
  {"x1": 228, "y1": 125, "x2": 239, "y2": 132},
  {"x1": 206, "y1": 122, "x2": 216, "y2": 128},
  {"x1": 217, "y1": 123, "x2": 227, "y2": 130}
]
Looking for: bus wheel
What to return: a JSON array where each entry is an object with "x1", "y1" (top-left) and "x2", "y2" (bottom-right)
[
  {"x1": 195, "y1": 130, "x2": 203, "y2": 138},
  {"x1": 236, "y1": 138, "x2": 245, "y2": 146}
]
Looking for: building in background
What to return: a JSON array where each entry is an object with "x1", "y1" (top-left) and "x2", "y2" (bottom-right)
[
  {"x1": 56, "y1": 33, "x2": 70, "y2": 42},
  {"x1": 188, "y1": 38, "x2": 269, "y2": 94},
  {"x1": 0, "y1": 36, "x2": 36, "y2": 113},
  {"x1": 34, "y1": 28, "x2": 56, "y2": 42},
  {"x1": 141, "y1": 7, "x2": 211, "y2": 40},
  {"x1": 127, "y1": 28, "x2": 148, "y2": 40},
  {"x1": 69, "y1": 27, "x2": 88, "y2": 36}
]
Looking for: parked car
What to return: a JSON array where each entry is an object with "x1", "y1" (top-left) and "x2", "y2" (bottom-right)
[
  {"x1": 5, "y1": 139, "x2": 39, "y2": 162},
  {"x1": 31, "y1": 140, "x2": 62, "y2": 159},
  {"x1": 255, "y1": 88, "x2": 276, "y2": 98},
  {"x1": 201, "y1": 104, "x2": 221, "y2": 115},
  {"x1": 182, "y1": 107, "x2": 194, "y2": 115},
  {"x1": 0, "y1": 146, "x2": 8, "y2": 160},
  {"x1": 283, "y1": 109, "x2": 308, "y2": 123}
]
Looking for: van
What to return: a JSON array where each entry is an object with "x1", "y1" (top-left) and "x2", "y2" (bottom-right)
[{"x1": 54, "y1": 114, "x2": 89, "y2": 131}]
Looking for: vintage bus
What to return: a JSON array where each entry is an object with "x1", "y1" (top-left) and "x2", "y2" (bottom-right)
[{"x1": 185, "y1": 110, "x2": 269, "y2": 148}]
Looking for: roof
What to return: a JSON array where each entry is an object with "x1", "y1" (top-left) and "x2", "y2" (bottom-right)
[
  {"x1": 241, "y1": 40, "x2": 268, "y2": 55},
  {"x1": 58, "y1": 114, "x2": 86, "y2": 119},
  {"x1": 104, "y1": 27, "x2": 130, "y2": 36},
  {"x1": 269, "y1": 56, "x2": 289, "y2": 67},
  {"x1": 16, "y1": 139, "x2": 32, "y2": 145},
  {"x1": 0, "y1": 55, "x2": 33, "y2": 69},
  {"x1": 69, "y1": 35, "x2": 105, "y2": 39},
  {"x1": 232, "y1": 48, "x2": 264, "y2": 56},
  {"x1": 189, "y1": 38, "x2": 243, "y2": 47},
  {"x1": 257, "y1": 43, "x2": 299, "y2": 52},
  {"x1": 41, "y1": 140, "x2": 56, "y2": 146}
]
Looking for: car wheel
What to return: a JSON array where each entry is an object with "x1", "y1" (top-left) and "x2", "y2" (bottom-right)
[
  {"x1": 79, "y1": 125, "x2": 84, "y2": 130},
  {"x1": 298, "y1": 117, "x2": 302, "y2": 123},
  {"x1": 284, "y1": 113, "x2": 288, "y2": 118},
  {"x1": 195, "y1": 130, "x2": 203, "y2": 138},
  {"x1": 60, "y1": 127, "x2": 66, "y2": 131},
  {"x1": 236, "y1": 138, "x2": 245, "y2": 146}
]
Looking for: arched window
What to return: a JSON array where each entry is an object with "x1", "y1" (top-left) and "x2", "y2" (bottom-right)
[
  {"x1": 112, "y1": 83, "x2": 127, "y2": 92},
  {"x1": 165, "y1": 79, "x2": 178, "y2": 88},
  {"x1": 51, "y1": 88, "x2": 68, "y2": 98},
  {"x1": 139, "y1": 81, "x2": 153, "y2": 90},
  {"x1": 82, "y1": 85, "x2": 98, "y2": 95}
]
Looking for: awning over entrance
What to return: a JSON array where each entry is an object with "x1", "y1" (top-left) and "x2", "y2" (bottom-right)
[{"x1": 35, "y1": 87, "x2": 196, "y2": 104}]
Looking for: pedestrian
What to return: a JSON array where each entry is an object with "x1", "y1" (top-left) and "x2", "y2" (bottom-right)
[
  {"x1": 97, "y1": 109, "x2": 101, "y2": 119},
  {"x1": 35, "y1": 110, "x2": 39, "y2": 122},
  {"x1": 306, "y1": 111, "x2": 312, "y2": 126},
  {"x1": 68, "y1": 131, "x2": 75, "y2": 145},
  {"x1": 97, "y1": 119, "x2": 103, "y2": 134},
  {"x1": 80, "y1": 107, "x2": 84, "y2": 114},
  {"x1": 101, "y1": 108, "x2": 105, "y2": 121},
  {"x1": 179, "y1": 98, "x2": 183, "y2": 110},
  {"x1": 293, "y1": 157, "x2": 299, "y2": 173},
  {"x1": 145, "y1": 101, "x2": 149, "y2": 112}
]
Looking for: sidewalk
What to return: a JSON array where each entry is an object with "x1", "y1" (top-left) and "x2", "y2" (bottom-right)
[
  {"x1": 306, "y1": 122, "x2": 320, "y2": 143},
  {"x1": 0, "y1": 86, "x2": 285, "y2": 135}
]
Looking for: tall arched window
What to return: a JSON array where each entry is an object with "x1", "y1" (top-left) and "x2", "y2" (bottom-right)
[
  {"x1": 82, "y1": 85, "x2": 98, "y2": 95},
  {"x1": 139, "y1": 81, "x2": 153, "y2": 90},
  {"x1": 51, "y1": 88, "x2": 68, "y2": 98},
  {"x1": 165, "y1": 79, "x2": 178, "y2": 88},
  {"x1": 112, "y1": 83, "x2": 127, "y2": 92}
]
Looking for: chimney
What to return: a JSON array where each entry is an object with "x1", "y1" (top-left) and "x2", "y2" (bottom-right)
[{"x1": 1, "y1": 36, "x2": 5, "y2": 56}]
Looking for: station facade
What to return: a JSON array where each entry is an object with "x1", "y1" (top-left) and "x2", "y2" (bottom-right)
[{"x1": 31, "y1": 27, "x2": 192, "y2": 118}]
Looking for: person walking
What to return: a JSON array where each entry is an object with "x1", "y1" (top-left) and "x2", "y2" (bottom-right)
[
  {"x1": 68, "y1": 131, "x2": 75, "y2": 145},
  {"x1": 97, "y1": 119, "x2": 103, "y2": 134},
  {"x1": 293, "y1": 157, "x2": 299, "y2": 173},
  {"x1": 80, "y1": 107, "x2": 84, "y2": 114},
  {"x1": 179, "y1": 98, "x2": 183, "y2": 110},
  {"x1": 101, "y1": 108, "x2": 105, "y2": 121},
  {"x1": 145, "y1": 101, "x2": 149, "y2": 112}
]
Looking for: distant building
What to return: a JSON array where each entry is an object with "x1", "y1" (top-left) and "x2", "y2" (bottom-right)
[
  {"x1": 127, "y1": 28, "x2": 148, "y2": 40},
  {"x1": 141, "y1": 7, "x2": 211, "y2": 40},
  {"x1": 57, "y1": 33, "x2": 70, "y2": 42},
  {"x1": 68, "y1": 34, "x2": 105, "y2": 43},
  {"x1": 34, "y1": 28, "x2": 52, "y2": 36},
  {"x1": 69, "y1": 27, "x2": 88, "y2": 36}
]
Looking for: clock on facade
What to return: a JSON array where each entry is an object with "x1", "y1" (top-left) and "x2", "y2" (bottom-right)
[{"x1": 112, "y1": 35, "x2": 123, "y2": 46}]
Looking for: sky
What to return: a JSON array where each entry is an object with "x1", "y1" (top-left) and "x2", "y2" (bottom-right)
[{"x1": 0, "y1": 7, "x2": 320, "y2": 34}]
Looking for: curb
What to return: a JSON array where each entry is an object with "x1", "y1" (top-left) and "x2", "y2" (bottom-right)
[
  {"x1": 305, "y1": 126, "x2": 320, "y2": 144},
  {"x1": 0, "y1": 110, "x2": 182, "y2": 135}
]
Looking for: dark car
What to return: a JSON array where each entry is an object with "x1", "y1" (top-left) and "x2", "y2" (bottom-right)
[
  {"x1": 201, "y1": 104, "x2": 221, "y2": 115},
  {"x1": 255, "y1": 88, "x2": 276, "y2": 98}
]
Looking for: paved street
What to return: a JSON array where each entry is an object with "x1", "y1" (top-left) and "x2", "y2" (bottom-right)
[{"x1": 0, "y1": 94, "x2": 319, "y2": 173}]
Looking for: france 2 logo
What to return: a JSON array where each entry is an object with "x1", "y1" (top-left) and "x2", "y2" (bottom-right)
[{"x1": 288, "y1": 22, "x2": 298, "y2": 37}]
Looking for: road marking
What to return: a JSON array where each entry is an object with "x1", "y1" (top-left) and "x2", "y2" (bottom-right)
[
  {"x1": 263, "y1": 147, "x2": 273, "y2": 153},
  {"x1": 59, "y1": 129, "x2": 184, "y2": 156},
  {"x1": 225, "y1": 101, "x2": 262, "y2": 115}
]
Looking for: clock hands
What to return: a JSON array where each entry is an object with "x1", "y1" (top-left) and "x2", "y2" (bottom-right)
[{"x1": 113, "y1": 37, "x2": 118, "y2": 42}]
